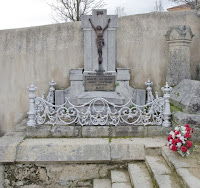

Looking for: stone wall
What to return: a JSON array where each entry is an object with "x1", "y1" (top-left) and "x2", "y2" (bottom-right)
[
  {"x1": 116, "y1": 10, "x2": 200, "y2": 90},
  {"x1": 4, "y1": 163, "x2": 125, "y2": 187},
  {"x1": 0, "y1": 10, "x2": 200, "y2": 133}
]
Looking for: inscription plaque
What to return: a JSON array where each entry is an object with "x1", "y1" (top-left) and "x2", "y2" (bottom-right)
[{"x1": 85, "y1": 75, "x2": 115, "y2": 91}]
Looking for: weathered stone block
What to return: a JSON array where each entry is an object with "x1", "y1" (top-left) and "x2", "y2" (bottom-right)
[
  {"x1": 110, "y1": 126, "x2": 147, "y2": 137},
  {"x1": 26, "y1": 125, "x2": 52, "y2": 138},
  {"x1": 111, "y1": 138, "x2": 145, "y2": 161},
  {"x1": 0, "y1": 135, "x2": 25, "y2": 163},
  {"x1": 171, "y1": 79, "x2": 200, "y2": 114},
  {"x1": 173, "y1": 111, "x2": 200, "y2": 142},
  {"x1": 128, "y1": 163, "x2": 153, "y2": 188},
  {"x1": 93, "y1": 179, "x2": 111, "y2": 188},
  {"x1": 111, "y1": 170, "x2": 130, "y2": 183},
  {"x1": 51, "y1": 125, "x2": 81, "y2": 137},
  {"x1": 147, "y1": 126, "x2": 171, "y2": 137},
  {"x1": 16, "y1": 138, "x2": 110, "y2": 162},
  {"x1": 82, "y1": 126, "x2": 110, "y2": 137},
  {"x1": 0, "y1": 165, "x2": 4, "y2": 188}
]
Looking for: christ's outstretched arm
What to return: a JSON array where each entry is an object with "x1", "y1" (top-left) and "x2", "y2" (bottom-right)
[
  {"x1": 89, "y1": 18, "x2": 96, "y2": 31},
  {"x1": 103, "y1": 18, "x2": 111, "y2": 31}
]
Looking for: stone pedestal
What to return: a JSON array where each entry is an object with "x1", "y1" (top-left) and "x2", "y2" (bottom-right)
[{"x1": 165, "y1": 25, "x2": 194, "y2": 86}]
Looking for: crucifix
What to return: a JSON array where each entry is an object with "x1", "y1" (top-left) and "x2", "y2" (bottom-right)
[
  {"x1": 89, "y1": 18, "x2": 111, "y2": 65},
  {"x1": 81, "y1": 9, "x2": 118, "y2": 73}
]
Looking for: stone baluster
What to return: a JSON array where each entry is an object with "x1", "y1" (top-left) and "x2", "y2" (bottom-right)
[
  {"x1": 27, "y1": 83, "x2": 37, "y2": 127},
  {"x1": 165, "y1": 25, "x2": 194, "y2": 86},
  {"x1": 47, "y1": 79, "x2": 56, "y2": 105},
  {"x1": 145, "y1": 78, "x2": 154, "y2": 104},
  {"x1": 162, "y1": 82, "x2": 172, "y2": 127}
]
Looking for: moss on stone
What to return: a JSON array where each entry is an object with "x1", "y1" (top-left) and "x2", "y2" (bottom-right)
[{"x1": 170, "y1": 104, "x2": 183, "y2": 113}]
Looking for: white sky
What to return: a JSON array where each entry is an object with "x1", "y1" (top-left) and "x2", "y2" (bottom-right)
[{"x1": 0, "y1": 0, "x2": 176, "y2": 30}]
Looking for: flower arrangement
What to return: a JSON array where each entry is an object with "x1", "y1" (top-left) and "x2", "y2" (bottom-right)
[{"x1": 167, "y1": 124, "x2": 194, "y2": 157}]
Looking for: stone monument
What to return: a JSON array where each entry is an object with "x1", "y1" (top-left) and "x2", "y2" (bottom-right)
[
  {"x1": 165, "y1": 25, "x2": 194, "y2": 86},
  {"x1": 55, "y1": 9, "x2": 145, "y2": 106}
]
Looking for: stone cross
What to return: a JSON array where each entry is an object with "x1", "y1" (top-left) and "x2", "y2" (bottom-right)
[{"x1": 81, "y1": 9, "x2": 118, "y2": 73}]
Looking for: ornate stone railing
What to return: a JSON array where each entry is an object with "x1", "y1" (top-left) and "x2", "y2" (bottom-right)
[{"x1": 27, "y1": 79, "x2": 172, "y2": 127}]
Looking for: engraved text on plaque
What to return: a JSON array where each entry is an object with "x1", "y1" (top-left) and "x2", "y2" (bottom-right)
[{"x1": 85, "y1": 75, "x2": 115, "y2": 91}]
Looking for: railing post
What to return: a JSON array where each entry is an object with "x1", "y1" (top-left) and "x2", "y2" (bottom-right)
[
  {"x1": 27, "y1": 83, "x2": 37, "y2": 126},
  {"x1": 47, "y1": 79, "x2": 56, "y2": 105},
  {"x1": 161, "y1": 82, "x2": 172, "y2": 127},
  {"x1": 145, "y1": 78, "x2": 154, "y2": 104}
]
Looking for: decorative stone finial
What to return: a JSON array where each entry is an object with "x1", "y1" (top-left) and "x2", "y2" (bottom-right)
[
  {"x1": 145, "y1": 78, "x2": 154, "y2": 104},
  {"x1": 49, "y1": 79, "x2": 56, "y2": 90},
  {"x1": 165, "y1": 25, "x2": 194, "y2": 42}
]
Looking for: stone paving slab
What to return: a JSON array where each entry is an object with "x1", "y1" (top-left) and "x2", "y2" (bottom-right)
[
  {"x1": 111, "y1": 138, "x2": 145, "y2": 161},
  {"x1": 16, "y1": 138, "x2": 110, "y2": 162},
  {"x1": 143, "y1": 137, "x2": 166, "y2": 148},
  {"x1": 128, "y1": 163, "x2": 153, "y2": 188},
  {"x1": 162, "y1": 146, "x2": 200, "y2": 188},
  {"x1": 176, "y1": 168, "x2": 200, "y2": 188},
  {"x1": 111, "y1": 170, "x2": 132, "y2": 188},
  {"x1": 93, "y1": 179, "x2": 111, "y2": 188},
  {"x1": 162, "y1": 146, "x2": 191, "y2": 169},
  {"x1": 111, "y1": 170, "x2": 130, "y2": 183},
  {"x1": 112, "y1": 183, "x2": 132, "y2": 188},
  {"x1": 145, "y1": 156, "x2": 180, "y2": 188}
]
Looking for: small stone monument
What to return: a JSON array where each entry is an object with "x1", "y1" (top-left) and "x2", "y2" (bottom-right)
[
  {"x1": 165, "y1": 25, "x2": 194, "y2": 86},
  {"x1": 55, "y1": 9, "x2": 145, "y2": 106}
]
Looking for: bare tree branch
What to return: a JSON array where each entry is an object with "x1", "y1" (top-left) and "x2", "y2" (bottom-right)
[
  {"x1": 48, "y1": 0, "x2": 106, "y2": 22},
  {"x1": 115, "y1": 7, "x2": 126, "y2": 17},
  {"x1": 154, "y1": 0, "x2": 164, "y2": 12}
]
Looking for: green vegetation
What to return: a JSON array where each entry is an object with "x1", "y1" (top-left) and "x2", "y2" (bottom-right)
[
  {"x1": 170, "y1": 104, "x2": 183, "y2": 113},
  {"x1": 115, "y1": 82, "x2": 119, "y2": 86},
  {"x1": 129, "y1": 104, "x2": 135, "y2": 109}
]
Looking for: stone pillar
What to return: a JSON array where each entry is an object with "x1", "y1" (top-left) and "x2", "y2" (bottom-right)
[{"x1": 165, "y1": 25, "x2": 194, "y2": 86}]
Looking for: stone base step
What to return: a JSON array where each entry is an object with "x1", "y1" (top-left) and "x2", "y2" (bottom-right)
[
  {"x1": 93, "y1": 179, "x2": 112, "y2": 188},
  {"x1": 128, "y1": 163, "x2": 153, "y2": 188},
  {"x1": 1, "y1": 137, "x2": 166, "y2": 163},
  {"x1": 111, "y1": 170, "x2": 132, "y2": 188},
  {"x1": 145, "y1": 156, "x2": 180, "y2": 188},
  {"x1": 26, "y1": 124, "x2": 171, "y2": 138}
]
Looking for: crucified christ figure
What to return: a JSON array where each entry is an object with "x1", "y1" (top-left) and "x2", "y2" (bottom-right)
[{"x1": 89, "y1": 18, "x2": 111, "y2": 64}]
